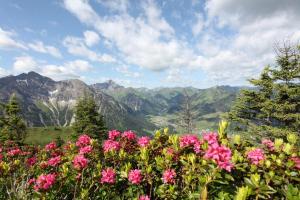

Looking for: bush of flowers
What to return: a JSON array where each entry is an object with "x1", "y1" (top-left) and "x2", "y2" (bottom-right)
[{"x1": 0, "y1": 122, "x2": 299, "y2": 199}]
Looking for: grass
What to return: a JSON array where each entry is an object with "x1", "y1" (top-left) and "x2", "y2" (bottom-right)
[{"x1": 25, "y1": 126, "x2": 73, "y2": 146}]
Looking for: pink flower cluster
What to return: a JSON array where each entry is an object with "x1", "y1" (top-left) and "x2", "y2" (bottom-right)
[
  {"x1": 122, "y1": 130, "x2": 136, "y2": 140},
  {"x1": 108, "y1": 130, "x2": 121, "y2": 140},
  {"x1": 290, "y1": 157, "x2": 300, "y2": 169},
  {"x1": 103, "y1": 140, "x2": 120, "y2": 152},
  {"x1": 128, "y1": 169, "x2": 143, "y2": 184},
  {"x1": 47, "y1": 156, "x2": 61, "y2": 167},
  {"x1": 139, "y1": 195, "x2": 150, "y2": 200},
  {"x1": 101, "y1": 168, "x2": 116, "y2": 184},
  {"x1": 76, "y1": 134, "x2": 91, "y2": 147},
  {"x1": 73, "y1": 155, "x2": 88, "y2": 170},
  {"x1": 180, "y1": 134, "x2": 203, "y2": 153},
  {"x1": 7, "y1": 148, "x2": 22, "y2": 156},
  {"x1": 204, "y1": 143, "x2": 233, "y2": 172},
  {"x1": 163, "y1": 169, "x2": 176, "y2": 184},
  {"x1": 247, "y1": 148, "x2": 265, "y2": 165},
  {"x1": 79, "y1": 145, "x2": 93, "y2": 155},
  {"x1": 138, "y1": 136, "x2": 151, "y2": 147},
  {"x1": 203, "y1": 132, "x2": 218, "y2": 145},
  {"x1": 262, "y1": 139, "x2": 275, "y2": 151},
  {"x1": 27, "y1": 156, "x2": 37, "y2": 166},
  {"x1": 45, "y1": 142, "x2": 56, "y2": 151},
  {"x1": 34, "y1": 173, "x2": 56, "y2": 191}
]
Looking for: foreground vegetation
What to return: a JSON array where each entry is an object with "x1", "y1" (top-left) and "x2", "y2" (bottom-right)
[{"x1": 0, "y1": 122, "x2": 299, "y2": 199}]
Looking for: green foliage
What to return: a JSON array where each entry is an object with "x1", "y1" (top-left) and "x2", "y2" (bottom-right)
[
  {"x1": 228, "y1": 43, "x2": 300, "y2": 138},
  {"x1": 72, "y1": 95, "x2": 107, "y2": 140},
  {"x1": 0, "y1": 94, "x2": 27, "y2": 143}
]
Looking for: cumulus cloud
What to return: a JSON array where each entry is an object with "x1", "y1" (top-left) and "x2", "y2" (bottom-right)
[
  {"x1": 63, "y1": 34, "x2": 115, "y2": 63},
  {"x1": 83, "y1": 30, "x2": 100, "y2": 47},
  {"x1": 28, "y1": 41, "x2": 62, "y2": 58},
  {"x1": 0, "y1": 28, "x2": 27, "y2": 50},
  {"x1": 13, "y1": 56, "x2": 39, "y2": 73}
]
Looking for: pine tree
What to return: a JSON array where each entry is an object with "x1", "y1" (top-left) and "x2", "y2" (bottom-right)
[
  {"x1": 179, "y1": 90, "x2": 195, "y2": 134},
  {"x1": 0, "y1": 94, "x2": 27, "y2": 143},
  {"x1": 228, "y1": 42, "x2": 300, "y2": 138},
  {"x1": 72, "y1": 95, "x2": 107, "y2": 140}
]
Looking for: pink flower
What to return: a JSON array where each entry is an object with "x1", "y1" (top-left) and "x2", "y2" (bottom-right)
[
  {"x1": 290, "y1": 157, "x2": 300, "y2": 169},
  {"x1": 47, "y1": 156, "x2": 61, "y2": 167},
  {"x1": 27, "y1": 156, "x2": 37, "y2": 166},
  {"x1": 180, "y1": 135, "x2": 199, "y2": 148},
  {"x1": 247, "y1": 148, "x2": 265, "y2": 165},
  {"x1": 139, "y1": 195, "x2": 150, "y2": 200},
  {"x1": 27, "y1": 178, "x2": 36, "y2": 186},
  {"x1": 76, "y1": 134, "x2": 91, "y2": 147},
  {"x1": 163, "y1": 169, "x2": 176, "y2": 184},
  {"x1": 128, "y1": 169, "x2": 143, "y2": 184},
  {"x1": 203, "y1": 132, "x2": 218, "y2": 145},
  {"x1": 34, "y1": 173, "x2": 56, "y2": 191},
  {"x1": 122, "y1": 130, "x2": 136, "y2": 140},
  {"x1": 138, "y1": 136, "x2": 151, "y2": 147},
  {"x1": 101, "y1": 168, "x2": 116, "y2": 184},
  {"x1": 73, "y1": 155, "x2": 89, "y2": 170},
  {"x1": 262, "y1": 139, "x2": 275, "y2": 151},
  {"x1": 204, "y1": 144, "x2": 233, "y2": 172},
  {"x1": 7, "y1": 148, "x2": 22, "y2": 156},
  {"x1": 79, "y1": 145, "x2": 93, "y2": 155},
  {"x1": 108, "y1": 130, "x2": 121, "y2": 140},
  {"x1": 103, "y1": 140, "x2": 120, "y2": 152},
  {"x1": 45, "y1": 142, "x2": 57, "y2": 151}
]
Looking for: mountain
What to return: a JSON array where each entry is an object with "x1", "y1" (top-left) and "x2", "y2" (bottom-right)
[{"x1": 0, "y1": 72, "x2": 242, "y2": 134}]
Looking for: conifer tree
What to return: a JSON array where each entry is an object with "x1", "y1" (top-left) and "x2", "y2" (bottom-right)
[
  {"x1": 228, "y1": 42, "x2": 300, "y2": 138},
  {"x1": 0, "y1": 94, "x2": 27, "y2": 143},
  {"x1": 72, "y1": 95, "x2": 107, "y2": 140}
]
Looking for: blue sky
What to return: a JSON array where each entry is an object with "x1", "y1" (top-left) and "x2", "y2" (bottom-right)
[{"x1": 0, "y1": 0, "x2": 299, "y2": 88}]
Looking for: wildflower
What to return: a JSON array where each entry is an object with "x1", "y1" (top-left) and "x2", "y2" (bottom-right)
[
  {"x1": 163, "y1": 169, "x2": 176, "y2": 184},
  {"x1": 203, "y1": 132, "x2": 218, "y2": 145},
  {"x1": 108, "y1": 130, "x2": 121, "y2": 140},
  {"x1": 128, "y1": 169, "x2": 143, "y2": 184},
  {"x1": 247, "y1": 148, "x2": 265, "y2": 165},
  {"x1": 262, "y1": 139, "x2": 275, "y2": 151},
  {"x1": 139, "y1": 195, "x2": 150, "y2": 200},
  {"x1": 73, "y1": 155, "x2": 88, "y2": 170},
  {"x1": 204, "y1": 144, "x2": 233, "y2": 172},
  {"x1": 45, "y1": 142, "x2": 57, "y2": 151},
  {"x1": 138, "y1": 136, "x2": 151, "y2": 147},
  {"x1": 26, "y1": 156, "x2": 37, "y2": 166},
  {"x1": 27, "y1": 178, "x2": 36, "y2": 186},
  {"x1": 79, "y1": 145, "x2": 93, "y2": 155},
  {"x1": 47, "y1": 156, "x2": 61, "y2": 167},
  {"x1": 290, "y1": 157, "x2": 300, "y2": 169},
  {"x1": 103, "y1": 140, "x2": 120, "y2": 152},
  {"x1": 76, "y1": 134, "x2": 91, "y2": 147},
  {"x1": 34, "y1": 173, "x2": 56, "y2": 191},
  {"x1": 7, "y1": 148, "x2": 22, "y2": 156},
  {"x1": 101, "y1": 168, "x2": 116, "y2": 184},
  {"x1": 122, "y1": 130, "x2": 136, "y2": 140},
  {"x1": 180, "y1": 134, "x2": 199, "y2": 148}
]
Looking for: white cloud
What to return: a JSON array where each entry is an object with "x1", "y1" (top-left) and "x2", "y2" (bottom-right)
[
  {"x1": 96, "y1": 0, "x2": 129, "y2": 13},
  {"x1": 0, "y1": 28, "x2": 27, "y2": 50},
  {"x1": 28, "y1": 41, "x2": 62, "y2": 58},
  {"x1": 64, "y1": 60, "x2": 92, "y2": 71},
  {"x1": 116, "y1": 65, "x2": 140, "y2": 78},
  {"x1": 83, "y1": 30, "x2": 100, "y2": 47},
  {"x1": 63, "y1": 35, "x2": 115, "y2": 63},
  {"x1": 13, "y1": 56, "x2": 39, "y2": 73},
  {"x1": 0, "y1": 67, "x2": 9, "y2": 77},
  {"x1": 192, "y1": 13, "x2": 204, "y2": 36}
]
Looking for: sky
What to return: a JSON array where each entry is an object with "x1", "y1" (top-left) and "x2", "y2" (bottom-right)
[{"x1": 0, "y1": 0, "x2": 300, "y2": 88}]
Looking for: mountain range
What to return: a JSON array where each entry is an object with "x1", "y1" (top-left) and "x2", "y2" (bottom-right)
[{"x1": 0, "y1": 72, "x2": 242, "y2": 134}]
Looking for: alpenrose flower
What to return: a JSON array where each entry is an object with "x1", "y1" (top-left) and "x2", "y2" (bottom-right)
[
  {"x1": 262, "y1": 139, "x2": 275, "y2": 151},
  {"x1": 247, "y1": 148, "x2": 265, "y2": 165},
  {"x1": 163, "y1": 169, "x2": 176, "y2": 184},
  {"x1": 103, "y1": 140, "x2": 120, "y2": 152},
  {"x1": 203, "y1": 132, "x2": 218, "y2": 145},
  {"x1": 76, "y1": 134, "x2": 91, "y2": 147},
  {"x1": 290, "y1": 157, "x2": 300, "y2": 169},
  {"x1": 73, "y1": 155, "x2": 88, "y2": 170},
  {"x1": 204, "y1": 143, "x2": 233, "y2": 172},
  {"x1": 34, "y1": 173, "x2": 56, "y2": 191},
  {"x1": 180, "y1": 134, "x2": 199, "y2": 148},
  {"x1": 139, "y1": 195, "x2": 150, "y2": 200},
  {"x1": 128, "y1": 169, "x2": 143, "y2": 184},
  {"x1": 122, "y1": 130, "x2": 136, "y2": 140},
  {"x1": 108, "y1": 130, "x2": 121, "y2": 140},
  {"x1": 7, "y1": 148, "x2": 22, "y2": 156},
  {"x1": 79, "y1": 145, "x2": 93, "y2": 155},
  {"x1": 101, "y1": 168, "x2": 116, "y2": 184},
  {"x1": 138, "y1": 136, "x2": 151, "y2": 147},
  {"x1": 45, "y1": 142, "x2": 56, "y2": 151},
  {"x1": 47, "y1": 156, "x2": 61, "y2": 167}
]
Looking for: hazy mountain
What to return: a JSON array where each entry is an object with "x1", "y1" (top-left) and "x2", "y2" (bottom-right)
[{"x1": 0, "y1": 72, "x2": 242, "y2": 134}]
